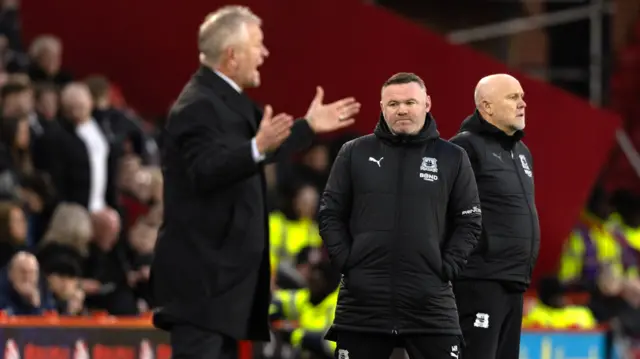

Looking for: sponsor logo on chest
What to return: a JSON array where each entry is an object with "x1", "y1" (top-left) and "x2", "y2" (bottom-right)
[{"x1": 419, "y1": 157, "x2": 438, "y2": 182}]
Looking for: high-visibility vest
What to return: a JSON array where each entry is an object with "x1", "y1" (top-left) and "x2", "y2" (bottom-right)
[
  {"x1": 270, "y1": 213, "x2": 322, "y2": 270},
  {"x1": 271, "y1": 288, "x2": 339, "y2": 352},
  {"x1": 558, "y1": 212, "x2": 636, "y2": 283}
]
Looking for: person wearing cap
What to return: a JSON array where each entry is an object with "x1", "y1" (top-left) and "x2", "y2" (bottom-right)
[{"x1": 38, "y1": 242, "x2": 85, "y2": 315}]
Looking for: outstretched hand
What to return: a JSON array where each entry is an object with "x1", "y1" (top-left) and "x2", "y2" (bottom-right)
[
  {"x1": 305, "y1": 86, "x2": 360, "y2": 133},
  {"x1": 255, "y1": 105, "x2": 294, "y2": 154}
]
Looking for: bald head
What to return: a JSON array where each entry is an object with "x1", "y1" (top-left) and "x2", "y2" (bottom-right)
[
  {"x1": 61, "y1": 82, "x2": 93, "y2": 123},
  {"x1": 60, "y1": 82, "x2": 92, "y2": 106},
  {"x1": 9, "y1": 251, "x2": 38, "y2": 271},
  {"x1": 474, "y1": 74, "x2": 520, "y2": 106},
  {"x1": 473, "y1": 74, "x2": 526, "y2": 135},
  {"x1": 91, "y1": 208, "x2": 121, "y2": 250},
  {"x1": 9, "y1": 251, "x2": 39, "y2": 292}
]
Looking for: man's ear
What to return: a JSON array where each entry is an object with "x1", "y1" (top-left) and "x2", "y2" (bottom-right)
[{"x1": 483, "y1": 100, "x2": 493, "y2": 115}]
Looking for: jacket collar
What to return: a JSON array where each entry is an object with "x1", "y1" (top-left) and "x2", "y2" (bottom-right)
[
  {"x1": 374, "y1": 112, "x2": 440, "y2": 147},
  {"x1": 194, "y1": 66, "x2": 258, "y2": 131},
  {"x1": 458, "y1": 110, "x2": 524, "y2": 149}
]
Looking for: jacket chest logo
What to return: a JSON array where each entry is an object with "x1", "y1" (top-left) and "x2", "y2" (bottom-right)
[
  {"x1": 518, "y1": 154, "x2": 532, "y2": 178},
  {"x1": 419, "y1": 157, "x2": 439, "y2": 182}
]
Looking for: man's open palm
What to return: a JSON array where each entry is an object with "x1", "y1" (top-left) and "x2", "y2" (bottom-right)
[{"x1": 305, "y1": 86, "x2": 361, "y2": 133}]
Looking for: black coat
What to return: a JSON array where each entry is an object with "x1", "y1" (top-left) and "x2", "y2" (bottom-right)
[
  {"x1": 151, "y1": 66, "x2": 314, "y2": 340},
  {"x1": 49, "y1": 118, "x2": 120, "y2": 210},
  {"x1": 450, "y1": 110, "x2": 540, "y2": 288},
  {"x1": 319, "y1": 114, "x2": 482, "y2": 337}
]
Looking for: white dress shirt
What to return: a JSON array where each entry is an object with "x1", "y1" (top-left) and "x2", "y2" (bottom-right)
[
  {"x1": 214, "y1": 70, "x2": 265, "y2": 163},
  {"x1": 75, "y1": 119, "x2": 109, "y2": 212}
]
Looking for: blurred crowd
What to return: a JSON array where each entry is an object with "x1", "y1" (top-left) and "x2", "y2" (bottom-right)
[
  {"x1": 0, "y1": 0, "x2": 164, "y2": 317},
  {"x1": 522, "y1": 187, "x2": 640, "y2": 333}
]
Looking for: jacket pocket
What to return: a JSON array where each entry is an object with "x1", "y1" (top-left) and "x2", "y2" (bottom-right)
[
  {"x1": 221, "y1": 201, "x2": 255, "y2": 250},
  {"x1": 342, "y1": 239, "x2": 364, "y2": 274},
  {"x1": 420, "y1": 250, "x2": 445, "y2": 282},
  {"x1": 485, "y1": 233, "x2": 529, "y2": 262}
]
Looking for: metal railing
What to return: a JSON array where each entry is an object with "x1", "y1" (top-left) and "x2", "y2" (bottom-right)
[
  {"x1": 447, "y1": 0, "x2": 615, "y2": 107},
  {"x1": 447, "y1": 1, "x2": 640, "y2": 180}
]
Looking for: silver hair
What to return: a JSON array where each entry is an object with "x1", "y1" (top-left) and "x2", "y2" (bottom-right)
[
  {"x1": 60, "y1": 82, "x2": 92, "y2": 104},
  {"x1": 198, "y1": 6, "x2": 261, "y2": 64},
  {"x1": 29, "y1": 34, "x2": 62, "y2": 59}
]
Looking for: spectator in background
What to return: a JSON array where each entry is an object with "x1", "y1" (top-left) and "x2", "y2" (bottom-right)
[
  {"x1": 55, "y1": 82, "x2": 119, "y2": 211},
  {"x1": 275, "y1": 245, "x2": 323, "y2": 290},
  {"x1": 85, "y1": 74, "x2": 156, "y2": 163},
  {"x1": 38, "y1": 243, "x2": 85, "y2": 315},
  {"x1": 17, "y1": 171, "x2": 56, "y2": 243},
  {"x1": 0, "y1": 115, "x2": 28, "y2": 199},
  {"x1": 523, "y1": 277, "x2": 596, "y2": 329},
  {"x1": 82, "y1": 208, "x2": 137, "y2": 315},
  {"x1": 33, "y1": 82, "x2": 58, "y2": 122},
  {"x1": 119, "y1": 161, "x2": 162, "y2": 230},
  {"x1": 128, "y1": 211, "x2": 158, "y2": 308},
  {"x1": 27, "y1": 35, "x2": 72, "y2": 86},
  {"x1": 271, "y1": 184, "x2": 323, "y2": 289},
  {"x1": 1, "y1": 81, "x2": 31, "y2": 119},
  {"x1": 0, "y1": 116, "x2": 32, "y2": 175},
  {"x1": 38, "y1": 202, "x2": 93, "y2": 258},
  {"x1": 0, "y1": 251, "x2": 56, "y2": 315},
  {"x1": 0, "y1": 34, "x2": 28, "y2": 73},
  {"x1": 0, "y1": 0, "x2": 23, "y2": 52},
  {"x1": 30, "y1": 83, "x2": 65, "y2": 184},
  {"x1": 270, "y1": 259, "x2": 341, "y2": 359},
  {"x1": 0, "y1": 201, "x2": 26, "y2": 268},
  {"x1": 279, "y1": 142, "x2": 330, "y2": 198},
  {"x1": 0, "y1": 80, "x2": 58, "y2": 176}
]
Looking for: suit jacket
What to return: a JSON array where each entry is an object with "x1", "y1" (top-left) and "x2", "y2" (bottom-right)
[
  {"x1": 151, "y1": 66, "x2": 314, "y2": 340},
  {"x1": 48, "y1": 118, "x2": 120, "y2": 210}
]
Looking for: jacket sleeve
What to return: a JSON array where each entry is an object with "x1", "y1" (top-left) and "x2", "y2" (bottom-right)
[
  {"x1": 318, "y1": 142, "x2": 354, "y2": 272},
  {"x1": 442, "y1": 149, "x2": 482, "y2": 282},
  {"x1": 166, "y1": 100, "x2": 260, "y2": 193},
  {"x1": 265, "y1": 119, "x2": 315, "y2": 163},
  {"x1": 450, "y1": 133, "x2": 481, "y2": 174}
]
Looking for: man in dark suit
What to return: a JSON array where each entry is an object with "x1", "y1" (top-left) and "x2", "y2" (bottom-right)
[{"x1": 150, "y1": 5, "x2": 361, "y2": 359}]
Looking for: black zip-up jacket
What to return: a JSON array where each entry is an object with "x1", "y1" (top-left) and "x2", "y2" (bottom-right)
[
  {"x1": 450, "y1": 110, "x2": 540, "y2": 289},
  {"x1": 319, "y1": 113, "x2": 482, "y2": 338}
]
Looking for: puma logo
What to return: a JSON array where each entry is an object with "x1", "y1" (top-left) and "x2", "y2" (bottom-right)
[{"x1": 368, "y1": 157, "x2": 383, "y2": 167}]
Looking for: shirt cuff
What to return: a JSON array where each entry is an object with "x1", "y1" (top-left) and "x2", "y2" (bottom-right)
[{"x1": 251, "y1": 137, "x2": 266, "y2": 163}]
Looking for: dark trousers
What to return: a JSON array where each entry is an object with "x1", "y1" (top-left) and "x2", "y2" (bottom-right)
[
  {"x1": 170, "y1": 324, "x2": 238, "y2": 359},
  {"x1": 333, "y1": 331, "x2": 461, "y2": 359},
  {"x1": 454, "y1": 280, "x2": 524, "y2": 359}
]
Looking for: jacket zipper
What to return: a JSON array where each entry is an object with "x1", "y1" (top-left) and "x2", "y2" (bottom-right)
[
  {"x1": 510, "y1": 150, "x2": 536, "y2": 278},
  {"x1": 391, "y1": 149, "x2": 405, "y2": 335}
]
